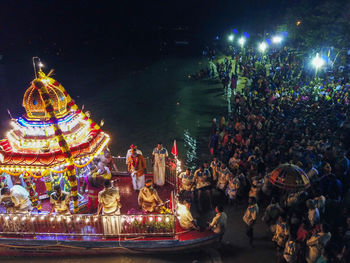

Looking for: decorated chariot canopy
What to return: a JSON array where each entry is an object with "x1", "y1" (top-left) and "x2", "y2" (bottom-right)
[
  {"x1": 0, "y1": 67, "x2": 110, "y2": 212},
  {"x1": 269, "y1": 163, "x2": 311, "y2": 191}
]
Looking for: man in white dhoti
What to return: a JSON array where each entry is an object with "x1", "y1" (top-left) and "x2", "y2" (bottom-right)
[
  {"x1": 97, "y1": 180, "x2": 121, "y2": 235},
  {"x1": 125, "y1": 145, "x2": 143, "y2": 164},
  {"x1": 152, "y1": 143, "x2": 168, "y2": 187},
  {"x1": 127, "y1": 149, "x2": 147, "y2": 190}
]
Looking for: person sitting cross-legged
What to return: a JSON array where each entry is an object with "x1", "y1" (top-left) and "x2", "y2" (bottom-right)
[{"x1": 176, "y1": 199, "x2": 199, "y2": 231}]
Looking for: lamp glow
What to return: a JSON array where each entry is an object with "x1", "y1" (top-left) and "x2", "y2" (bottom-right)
[
  {"x1": 228, "y1": 35, "x2": 234, "y2": 42},
  {"x1": 38, "y1": 62, "x2": 44, "y2": 68},
  {"x1": 258, "y1": 42, "x2": 268, "y2": 52},
  {"x1": 238, "y1": 37, "x2": 246, "y2": 47},
  {"x1": 272, "y1": 36, "x2": 282, "y2": 44},
  {"x1": 312, "y1": 53, "x2": 325, "y2": 69}
]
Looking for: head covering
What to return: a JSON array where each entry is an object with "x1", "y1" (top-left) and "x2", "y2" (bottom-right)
[{"x1": 145, "y1": 179, "x2": 153, "y2": 187}]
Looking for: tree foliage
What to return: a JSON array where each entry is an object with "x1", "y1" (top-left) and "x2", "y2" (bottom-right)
[{"x1": 278, "y1": 0, "x2": 350, "y2": 51}]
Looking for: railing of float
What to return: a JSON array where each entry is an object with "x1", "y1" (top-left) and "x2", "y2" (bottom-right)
[
  {"x1": 112, "y1": 156, "x2": 177, "y2": 187},
  {"x1": 0, "y1": 213, "x2": 176, "y2": 237}
]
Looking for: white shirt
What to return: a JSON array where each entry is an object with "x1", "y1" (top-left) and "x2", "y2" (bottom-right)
[
  {"x1": 177, "y1": 203, "x2": 194, "y2": 230},
  {"x1": 152, "y1": 147, "x2": 168, "y2": 164},
  {"x1": 9, "y1": 185, "x2": 32, "y2": 211},
  {"x1": 98, "y1": 187, "x2": 121, "y2": 214}
]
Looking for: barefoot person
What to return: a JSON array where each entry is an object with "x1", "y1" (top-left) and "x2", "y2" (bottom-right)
[
  {"x1": 178, "y1": 168, "x2": 195, "y2": 201},
  {"x1": 243, "y1": 197, "x2": 259, "y2": 247},
  {"x1": 127, "y1": 148, "x2": 147, "y2": 190},
  {"x1": 152, "y1": 143, "x2": 168, "y2": 187}
]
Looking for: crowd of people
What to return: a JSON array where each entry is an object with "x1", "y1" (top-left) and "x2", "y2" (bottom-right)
[
  {"x1": 0, "y1": 41, "x2": 350, "y2": 262},
  {"x1": 179, "y1": 45, "x2": 350, "y2": 262}
]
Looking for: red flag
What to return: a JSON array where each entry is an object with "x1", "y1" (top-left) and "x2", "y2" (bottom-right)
[
  {"x1": 171, "y1": 140, "x2": 178, "y2": 156},
  {"x1": 169, "y1": 191, "x2": 173, "y2": 211}
]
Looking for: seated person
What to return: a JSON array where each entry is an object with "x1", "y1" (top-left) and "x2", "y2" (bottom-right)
[
  {"x1": 138, "y1": 179, "x2": 162, "y2": 213},
  {"x1": 176, "y1": 199, "x2": 199, "y2": 230},
  {"x1": 49, "y1": 185, "x2": 71, "y2": 215},
  {"x1": 97, "y1": 179, "x2": 121, "y2": 215},
  {"x1": 208, "y1": 205, "x2": 227, "y2": 235},
  {"x1": 0, "y1": 184, "x2": 32, "y2": 213}
]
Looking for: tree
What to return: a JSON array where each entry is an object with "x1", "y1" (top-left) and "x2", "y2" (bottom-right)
[{"x1": 278, "y1": 0, "x2": 350, "y2": 51}]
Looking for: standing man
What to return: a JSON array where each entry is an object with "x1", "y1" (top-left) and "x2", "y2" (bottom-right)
[
  {"x1": 152, "y1": 142, "x2": 169, "y2": 187},
  {"x1": 49, "y1": 185, "x2": 71, "y2": 215},
  {"x1": 81, "y1": 170, "x2": 105, "y2": 213},
  {"x1": 127, "y1": 148, "x2": 147, "y2": 190},
  {"x1": 97, "y1": 180, "x2": 121, "y2": 235},
  {"x1": 216, "y1": 163, "x2": 231, "y2": 193},
  {"x1": 194, "y1": 165, "x2": 213, "y2": 212},
  {"x1": 125, "y1": 145, "x2": 143, "y2": 164},
  {"x1": 243, "y1": 197, "x2": 259, "y2": 247},
  {"x1": 178, "y1": 168, "x2": 195, "y2": 201}
]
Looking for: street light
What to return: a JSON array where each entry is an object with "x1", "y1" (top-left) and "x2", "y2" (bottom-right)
[
  {"x1": 238, "y1": 37, "x2": 246, "y2": 47},
  {"x1": 272, "y1": 36, "x2": 283, "y2": 44},
  {"x1": 258, "y1": 42, "x2": 268, "y2": 53},
  {"x1": 312, "y1": 53, "x2": 325, "y2": 69},
  {"x1": 312, "y1": 53, "x2": 325, "y2": 78},
  {"x1": 228, "y1": 35, "x2": 234, "y2": 42}
]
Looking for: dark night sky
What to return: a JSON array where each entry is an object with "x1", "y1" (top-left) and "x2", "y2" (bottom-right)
[{"x1": 0, "y1": 0, "x2": 291, "y2": 55}]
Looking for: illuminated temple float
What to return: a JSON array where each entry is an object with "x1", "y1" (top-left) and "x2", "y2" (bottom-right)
[{"x1": 0, "y1": 67, "x2": 220, "y2": 256}]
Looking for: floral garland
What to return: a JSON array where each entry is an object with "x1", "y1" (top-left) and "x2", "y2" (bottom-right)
[
  {"x1": 23, "y1": 171, "x2": 41, "y2": 210},
  {"x1": 34, "y1": 76, "x2": 79, "y2": 212}
]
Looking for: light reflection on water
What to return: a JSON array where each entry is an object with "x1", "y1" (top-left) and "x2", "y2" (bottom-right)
[{"x1": 183, "y1": 129, "x2": 198, "y2": 170}]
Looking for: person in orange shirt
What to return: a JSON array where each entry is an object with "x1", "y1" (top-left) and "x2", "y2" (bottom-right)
[{"x1": 127, "y1": 148, "x2": 147, "y2": 190}]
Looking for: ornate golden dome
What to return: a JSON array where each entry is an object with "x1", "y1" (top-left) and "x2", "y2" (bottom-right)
[{"x1": 23, "y1": 82, "x2": 68, "y2": 120}]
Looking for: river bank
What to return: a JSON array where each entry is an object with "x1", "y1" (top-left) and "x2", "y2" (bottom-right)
[{"x1": 0, "y1": 53, "x2": 276, "y2": 263}]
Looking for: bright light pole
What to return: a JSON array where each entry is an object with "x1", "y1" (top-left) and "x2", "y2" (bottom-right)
[
  {"x1": 272, "y1": 36, "x2": 283, "y2": 44},
  {"x1": 228, "y1": 34, "x2": 234, "y2": 42},
  {"x1": 258, "y1": 42, "x2": 268, "y2": 53},
  {"x1": 238, "y1": 37, "x2": 246, "y2": 48},
  {"x1": 312, "y1": 53, "x2": 325, "y2": 78}
]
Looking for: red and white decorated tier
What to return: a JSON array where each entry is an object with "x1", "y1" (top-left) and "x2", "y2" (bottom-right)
[{"x1": 0, "y1": 73, "x2": 110, "y2": 188}]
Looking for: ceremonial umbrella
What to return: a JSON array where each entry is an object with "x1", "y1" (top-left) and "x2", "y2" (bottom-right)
[{"x1": 269, "y1": 163, "x2": 311, "y2": 191}]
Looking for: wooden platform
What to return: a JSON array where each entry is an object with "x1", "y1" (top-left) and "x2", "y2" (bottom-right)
[{"x1": 34, "y1": 175, "x2": 174, "y2": 214}]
